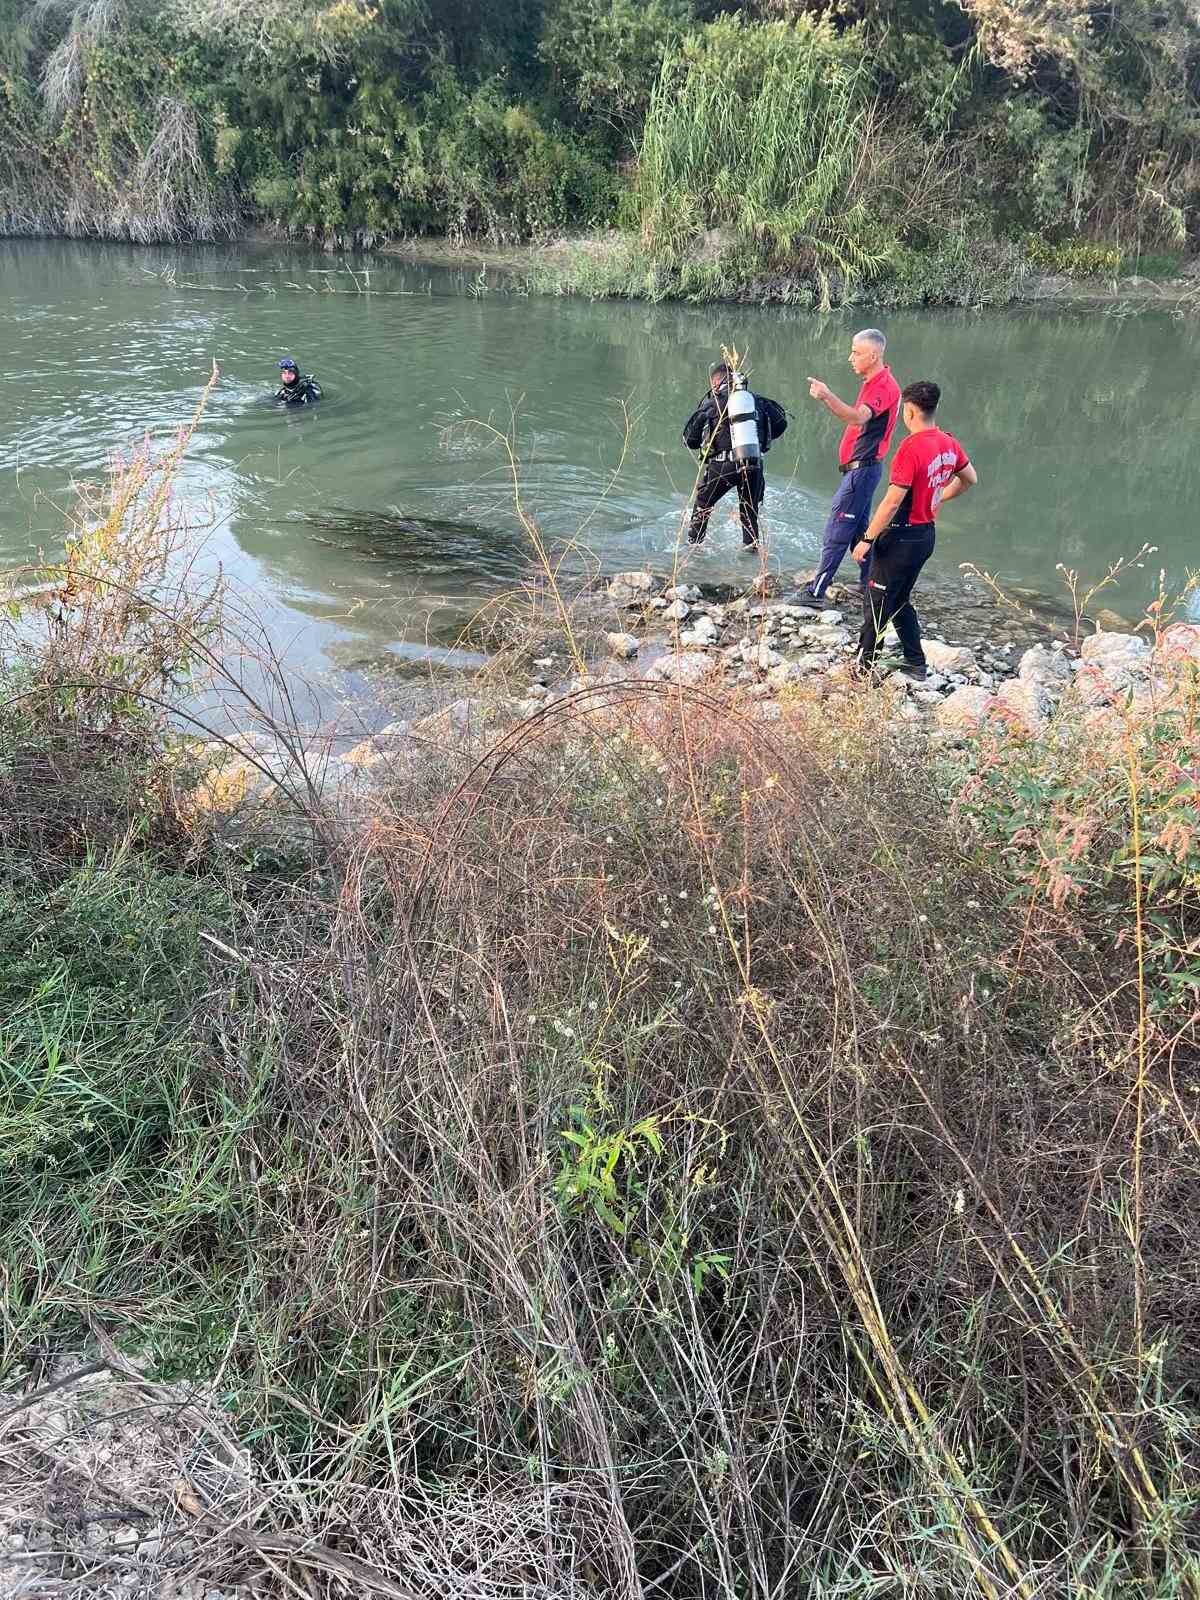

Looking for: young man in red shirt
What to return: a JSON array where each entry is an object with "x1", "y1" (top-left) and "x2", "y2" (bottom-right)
[
  {"x1": 803, "y1": 329, "x2": 901, "y2": 604},
  {"x1": 852, "y1": 379, "x2": 978, "y2": 681}
]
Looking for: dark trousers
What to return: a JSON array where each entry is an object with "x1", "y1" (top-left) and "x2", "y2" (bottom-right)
[
  {"x1": 688, "y1": 459, "x2": 765, "y2": 546},
  {"x1": 810, "y1": 459, "x2": 882, "y2": 599},
  {"x1": 857, "y1": 522, "x2": 936, "y2": 668}
]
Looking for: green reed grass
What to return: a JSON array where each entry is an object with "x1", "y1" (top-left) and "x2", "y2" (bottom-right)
[{"x1": 636, "y1": 17, "x2": 891, "y2": 299}]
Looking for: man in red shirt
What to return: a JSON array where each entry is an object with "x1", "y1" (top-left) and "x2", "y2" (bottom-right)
[
  {"x1": 802, "y1": 329, "x2": 901, "y2": 604},
  {"x1": 852, "y1": 379, "x2": 977, "y2": 680}
]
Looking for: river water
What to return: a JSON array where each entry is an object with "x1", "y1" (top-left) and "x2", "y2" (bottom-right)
[{"x1": 2, "y1": 238, "x2": 1196, "y2": 704}]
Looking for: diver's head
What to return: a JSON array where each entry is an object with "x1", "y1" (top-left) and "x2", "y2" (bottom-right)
[
  {"x1": 708, "y1": 362, "x2": 729, "y2": 397},
  {"x1": 279, "y1": 357, "x2": 299, "y2": 386}
]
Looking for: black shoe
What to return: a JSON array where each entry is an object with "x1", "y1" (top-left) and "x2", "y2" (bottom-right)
[
  {"x1": 896, "y1": 662, "x2": 928, "y2": 683},
  {"x1": 797, "y1": 585, "x2": 822, "y2": 606}
]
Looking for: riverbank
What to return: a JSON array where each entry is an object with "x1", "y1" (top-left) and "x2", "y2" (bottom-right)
[
  {"x1": 375, "y1": 230, "x2": 1200, "y2": 311},
  {"x1": 3, "y1": 416, "x2": 1200, "y2": 1596}
]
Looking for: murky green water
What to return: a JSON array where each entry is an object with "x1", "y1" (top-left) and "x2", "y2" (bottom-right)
[{"x1": 2, "y1": 238, "x2": 1196, "y2": 700}]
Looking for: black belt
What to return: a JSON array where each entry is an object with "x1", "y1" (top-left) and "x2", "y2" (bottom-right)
[
  {"x1": 840, "y1": 456, "x2": 879, "y2": 474},
  {"x1": 709, "y1": 451, "x2": 758, "y2": 463}
]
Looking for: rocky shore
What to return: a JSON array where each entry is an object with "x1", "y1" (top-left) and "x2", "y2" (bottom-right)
[{"x1": 187, "y1": 567, "x2": 1197, "y2": 822}]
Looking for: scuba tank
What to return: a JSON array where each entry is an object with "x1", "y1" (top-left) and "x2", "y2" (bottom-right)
[{"x1": 727, "y1": 372, "x2": 760, "y2": 463}]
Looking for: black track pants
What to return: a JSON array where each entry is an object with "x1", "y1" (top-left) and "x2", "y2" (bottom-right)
[
  {"x1": 857, "y1": 522, "x2": 936, "y2": 668},
  {"x1": 687, "y1": 460, "x2": 765, "y2": 547}
]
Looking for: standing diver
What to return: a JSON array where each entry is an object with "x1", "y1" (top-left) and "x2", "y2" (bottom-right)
[
  {"x1": 682, "y1": 362, "x2": 787, "y2": 550},
  {"x1": 274, "y1": 357, "x2": 322, "y2": 405}
]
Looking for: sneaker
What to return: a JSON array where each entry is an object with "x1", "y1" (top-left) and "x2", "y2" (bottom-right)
[
  {"x1": 797, "y1": 585, "x2": 823, "y2": 606},
  {"x1": 896, "y1": 662, "x2": 928, "y2": 683}
]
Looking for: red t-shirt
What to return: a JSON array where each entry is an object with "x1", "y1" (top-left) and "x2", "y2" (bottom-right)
[
  {"x1": 838, "y1": 365, "x2": 901, "y2": 468},
  {"x1": 889, "y1": 427, "x2": 970, "y2": 526}
]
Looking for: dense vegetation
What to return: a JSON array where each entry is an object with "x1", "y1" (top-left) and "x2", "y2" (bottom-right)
[
  {"x1": 2, "y1": 397, "x2": 1200, "y2": 1594},
  {"x1": 0, "y1": 0, "x2": 1196, "y2": 301}
]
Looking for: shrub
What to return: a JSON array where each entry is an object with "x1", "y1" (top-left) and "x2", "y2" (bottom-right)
[
  {"x1": 636, "y1": 16, "x2": 893, "y2": 292},
  {"x1": 1024, "y1": 234, "x2": 1124, "y2": 277}
]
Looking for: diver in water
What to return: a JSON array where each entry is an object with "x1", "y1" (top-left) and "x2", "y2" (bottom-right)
[
  {"x1": 682, "y1": 362, "x2": 787, "y2": 550},
  {"x1": 274, "y1": 357, "x2": 322, "y2": 405}
]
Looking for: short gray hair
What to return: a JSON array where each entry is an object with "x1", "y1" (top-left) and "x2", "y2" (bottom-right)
[{"x1": 853, "y1": 327, "x2": 887, "y2": 350}]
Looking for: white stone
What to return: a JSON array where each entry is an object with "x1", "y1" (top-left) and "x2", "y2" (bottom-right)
[
  {"x1": 646, "y1": 651, "x2": 716, "y2": 686},
  {"x1": 608, "y1": 570, "x2": 655, "y2": 597},
  {"x1": 342, "y1": 721, "x2": 408, "y2": 766},
  {"x1": 664, "y1": 583, "x2": 701, "y2": 602},
  {"x1": 1160, "y1": 623, "x2": 1200, "y2": 660},
  {"x1": 935, "y1": 685, "x2": 993, "y2": 731},
  {"x1": 767, "y1": 662, "x2": 806, "y2": 688},
  {"x1": 818, "y1": 609, "x2": 844, "y2": 624},
  {"x1": 810, "y1": 627, "x2": 852, "y2": 649},
  {"x1": 994, "y1": 677, "x2": 1052, "y2": 729},
  {"x1": 663, "y1": 599, "x2": 691, "y2": 622},
  {"x1": 923, "y1": 639, "x2": 977, "y2": 675},
  {"x1": 755, "y1": 642, "x2": 783, "y2": 671},
  {"x1": 1018, "y1": 643, "x2": 1071, "y2": 686},
  {"x1": 1079, "y1": 629, "x2": 1149, "y2": 662},
  {"x1": 605, "y1": 631, "x2": 640, "y2": 659}
]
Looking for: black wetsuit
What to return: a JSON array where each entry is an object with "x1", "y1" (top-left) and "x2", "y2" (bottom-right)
[
  {"x1": 682, "y1": 390, "x2": 787, "y2": 547},
  {"x1": 275, "y1": 374, "x2": 322, "y2": 405}
]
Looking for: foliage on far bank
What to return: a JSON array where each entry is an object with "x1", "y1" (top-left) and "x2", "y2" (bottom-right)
[{"x1": 0, "y1": 0, "x2": 1196, "y2": 301}]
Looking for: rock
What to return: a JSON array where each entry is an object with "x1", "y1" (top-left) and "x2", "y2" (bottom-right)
[
  {"x1": 1017, "y1": 644, "x2": 1071, "y2": 697},
  {"x1": 663, "y1": 599, "x2": 691, "y2": 622},
  {"x1": 809, "y1": 626, "x2": 852, "y2": 649},
  {"x1": 790, "y1": 652, "x2": 830, "y2": 674},
  {"x1": 1079, "y1": 630, "x2": 1149, "y2": 663},
  {"x1": 605, "y1": 631, "x2": 640, "y2": 660},
  {"x1": 607, "y1": 570, "x2": 656, "y2": 600},
  {"x1": 1073, "y1": 662, "x2": 1145, "y2": 706},
  {"x1": 755, "y1": 700, "x2": 783, "y2": 721},
  {"x1": 664, "y1": 584, "x2": 701, "y2": 602},
  {"x1": 515, "y1": 698, "x2": 543, "y2": 718},
  {"x1": 935, "y1": 686, "x2": 993, "y2": 731},
  {"x1": 1094, "y1": 607, "x2": 1130, "y2": 631},
  {"x1": 1160, "y1": 623, "x2": 1200, "y2": 660},
  {"x1": 994, "y1": 678, "x2": 1053, "y2": 729},
  {"x1": 412, "y1": 697, "x2": 479, "y2": 741},
  {"x1": 754, "y1": 642, "x2": 783, "y2": 671},
  {"x1": 342, "y1": 721, "x2": 409, "y2": 766},
  {"x1": 646, "y1": 651, "x2": 717, "y2": 687},
  {"x1": 817, "y1": 609, "x2": 844, "y2": 625},
  {"x1": 766, "y1": 662, "x2": 807, "y2": 689},
  {"x1": 923, "y1": 639, "x2": 977, "y2": 675}
]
